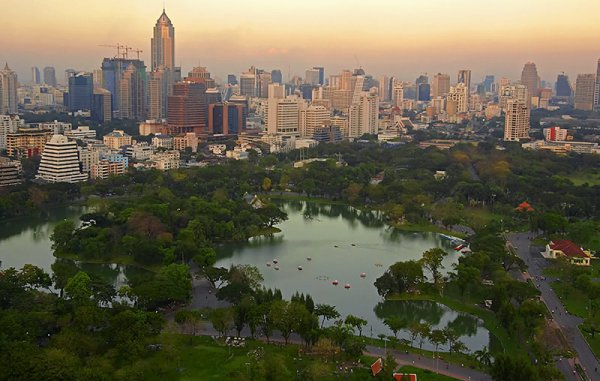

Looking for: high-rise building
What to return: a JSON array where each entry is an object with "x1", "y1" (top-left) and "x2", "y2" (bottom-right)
[
  {"x1": 119, "y1": 64, "x2": 146, "y2": 120},
  {"x1": 0, "y1": 63, "x2": 18, "y2": 114},
  {"x1": 67, "y1": 72, "x2": 93, "y2": 112},
  {"x1": 148, "y1": 66, "x2": 171, "y2": 120},
  {"x1": 392, "y1": 83, "x2": 404, "y2": 108},
  {"x1": 0, "y1": 115, "x2": 24, "y2": 150},
  {"x1": 43, "y1": 67, "x2": 57, "y2": 87},
  {"x1": 92, "y1": 88, "x2": 112, "y2": 123},
  {"x1": 208, "y1": 102, "x2": 247, "y2": 135},
  {"x1": 227, "y1": 74, "x2": 238, "y2": 85},
  {"x1": 447, "y1": 83, "x2": 469, "y2": 114},
  {"x1": 544, "y1": 126, "x2": 568, "y2": 141},
  {"x1": 594, "y1": 59, "x2": 600, "y2": 110},
  {"x1": 102, "y1": 58, "x2": 147, "y2": 118},
  {"x1": 266, "y1": 95, "x2": 303, "y2": 136},
  {"x1": 168, "y1": 81, "x2": 207, "y2": 134},
  {"x1": 574, "y1": 74, "x2": 596, "y2": 111},
  {"x1": 504, "y1": 99, "x2": 530, "y2": 141},
  {"x1": 499, "y1": 84, "x2": 528, "y2": 110},
  {"x1": 151, "y1": 9, "x2": 175, "y2": 71},
  {"x1": 240, "y1": 68, "x2": 257, "y2": 97},
  {"x1": 36, "y1": 135, "x2": 88, "y2": 183},
  {"x1": 65, "y1": 69, "x2": 77, "y2": 86},
  {"x1": 520, "y1": 62, "x2": 541, "y2": 101},
  {"x1": 555, "y1": 73, "x2": 573, "y2": 98},
  {"x1": 31, "y1": 67, "x2": 41, "y2": 85},
  {"x1": 483, "y1": 75, "x2": 495, "y2": 92},
  {"x1": 431, "y1": 73, "x2": 450, "y2": 98},
  {"x1": 417, "y1": 84, "x2": 431, "y2": 101},
  {"x1": 313, "y1": 67, "x2": 325, "y2": 86},
  {"x1": 378, "y1": 75, "x2": 390, "y2": 102},
  {"x1": 299, "y1": 104, "x2": 330, "y2": 137},
  {"x1": 457, "y1": 70, "x2": 471, "y2": 92},
  {"x1": 348, "y1": 89, "x2": 379, "y2": 138},
  {"x1": 257, "y1": 72, "x2": 272, "y2": 98},
  {"x1": 305, "y1": 68, "x2": 320, "y2": 86}
]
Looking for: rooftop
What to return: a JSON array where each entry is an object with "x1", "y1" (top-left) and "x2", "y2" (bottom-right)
[{"x1": 549, "y1": 240, "x2": 590, "y2": 258}]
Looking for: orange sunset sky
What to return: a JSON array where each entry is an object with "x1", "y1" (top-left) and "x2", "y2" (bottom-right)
[{"x1": 2, "y1": 0, "x2": 600, "y2": 84}]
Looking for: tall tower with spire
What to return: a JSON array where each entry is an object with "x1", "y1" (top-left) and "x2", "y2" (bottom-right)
[
  {"x1": 0, "y1": 63, "x2": 18, "y2": 114},
  {"x1": 151, "y1": 8, "x2": 175, "y2": 71}
]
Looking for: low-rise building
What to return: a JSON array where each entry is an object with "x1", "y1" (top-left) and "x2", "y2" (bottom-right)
[
  {"x1": 64, "y1": 126, "x2": 96, "y2": 140},
  {"x1": 542, "y1": 240, "x2": 592, "y2": 266},
  {"x1": 36, "y1": 134, "x2": 88, "y2": 183},
  {"x1": 149, "y1": 150, "x2": 180, "y2": 170},
  {"x1": 91, "y1": 160, "x2": 127, "y2": 180},
  {"x1": 173, "y1": 133, "x2": 199, "y2": 152},
  {"x1": 0, "y1": 157, "x2": 22, "y2": 187},
  {"x1": 6, "y1": 127, "x2": 53, "y2": 158},
  {"x1": 152, "y1": 134, "x2": 174, "y2": 150},
  {"x1": 103, "y1": 130, "x2": 132, "y2": 150},
  {"x1": 125, "y1": 143, "x2": 154, "y2": 161}
]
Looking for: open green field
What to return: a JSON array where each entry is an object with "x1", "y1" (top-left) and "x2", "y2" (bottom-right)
[
  {"x1": 396, "y1": 365, "x2": 460, "y2": 380},
  {"x1": 579, "y1": 327, "x2": 600, "y2": 359},
  {"x1": 550, "y1": 281, "x2": 590, "y2": 318},
  {"x1": 563, "y1": 171, "x2": 600, "y2": 186}
]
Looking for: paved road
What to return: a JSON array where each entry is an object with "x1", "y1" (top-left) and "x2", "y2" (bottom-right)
[{"x1": 507, "y1": 232, "x2": 600, "y2": 381}]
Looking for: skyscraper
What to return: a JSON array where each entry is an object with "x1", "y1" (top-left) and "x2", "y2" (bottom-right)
[
  {"x1": 240, "y1": 67, "x2": 257, "y2": 97},
  {"x1": 148, "y1": 67, "x2": 171, "y2": 120},
  {"x1": 101, "y1": 57, "x2": 147, "y2": 118},
  {"x1": 457, "y1": 70, "x2": 471, "y2": 92},
  {"x1": 0, "y1": 63, "x2": 18, "y2": 114},
  {"x1": 151, "y1": 9, "x2": 175, "y2": 71},
  {"x1": 271, "y1": 70, "x2": 282, "y2": 84},
  {"x1": 504, "y1": 99, "x2": 530, "y2": 141},
  {"x1": 431, "y1": 73, "x2": 450, "y2": 98},
  {"x1": 313, "y1": 67, "x2": 325, "y2": 85},
  {"x1": 305, "y1": 68, "x2": 320, "y2": 86},
  {"x1": 348, "y1": 89, "x2": 379, "y2": 138},
  {"x1": 594, "y1": 59, "x2": 600, "y2": 110},
  {"x1": 574, "y1": 74, "x2": 596, "y2": 111},
  {"x1": 65, "y1": 69, "x2": 77, "y2": 86},
  {"x1": 119, "y1": 64, "x2": 146, "y2": 120},
  {"x1": 483, "y1": 75, "x2": 495, "y2": 92},
  {"x1": 168, "y1": 81, "x2": 207, "y2": 134},
  {"x1": 227, "y1": 74, "x2": 238, "y2": 85},
  {"x1": 31, "y1": 67, "x2": 40, "y2": 85},
  {"x1": 43, "y1": 67, "x2": 57, "y2": 87},
  {"x1": 378, "y1": 75, "x2": 390, "y2": 102},
  {"x1": 92, "y1": 88, "x2": 112, "y2": 123},
  {"x1": 447, "y1": 83, "x2": 469, "y2": 114},
  {"x1": 67, "y1": 72, "x2": 93, "y2": 112},
  {"x1": 555, "y1": 73, "x2": 573, "y2": 98},
  {"x1": 520, "y1": 62, "x2": 541, "y2": 100}
]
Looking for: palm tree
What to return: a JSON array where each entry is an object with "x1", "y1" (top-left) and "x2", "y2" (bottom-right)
[{"x1": 474, "y1": 346, "x2": 492, "y2": 368}]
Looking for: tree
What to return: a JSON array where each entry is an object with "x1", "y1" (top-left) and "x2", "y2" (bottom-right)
[
  {"x1": 211, "y1": 308, "x2": 234, "y2": 337},
  {"x1": 64, "y1": 271, "x2": 93, "y2": 305},
  {"x1": 428, "y1": 329, "x2": 447, "y2": 373},
  {"x1": 453, "y1": 263, "x2": 480, "y2": 296},
  {"x1": 383, "y1": 316, "x2": 407, "y2": 339},
  {"x1": 50, "y1": 220, "x2": 76, "y2": 252},
  {"x1": 490, "y1": 354, "x2": 539, "y2": 381},
  {"x1": 345, "y1": 314, "x2": 367, "y2": 336},
  {"x1": 262, "y1": 177, "x2": 272, "y2": 192},
  {"x1": 200, "y1": 266, "x2": 228, "y2": 289},
  {"x1": 314, "y1": 304, "x2": 340, "y2": 328},
  {"x1": 420, "y1": 248, "x2": 448, "y2": 287},
  {"x1": 416, "y1": 323, "x2": 431, "y2": 350},
  {"x1": 474, "y1": 346, "x2": 492, "y2": 368},
  {"x1": 375, "y1": 260, "x2": 425, "y2": 297}
]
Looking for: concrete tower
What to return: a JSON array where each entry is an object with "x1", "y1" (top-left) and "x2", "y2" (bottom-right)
[
  {"x1": 520, "y1": 62, "x2": 541, "y2": 100},
  {"x1": 151, "y1": 8, "x2": 175, "y2": 71},
  {"x1": 0, "y1": 63, "x2": 18, "y2": 114}
]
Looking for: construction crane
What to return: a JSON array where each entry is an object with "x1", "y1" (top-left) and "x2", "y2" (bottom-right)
[
  {"x1": 98, "y1": 43, "x2": 124, "y2": 59},
  {"x1": 132, "y1": 49, "x2": 143, "y2": 60}
]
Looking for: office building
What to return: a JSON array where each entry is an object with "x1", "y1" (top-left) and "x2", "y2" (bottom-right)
[
  {"x1": 240, "y1": 67, "x2": 257, "y2": 97},
  {"x1": 483, "y1": 75, "x2": 495, "y2": 92},
  {"x1": 300, "y1": 104, "x2": 330, "y2": 137},
  {"x1": 227, "y1": 74, "x2": 238, "y2": 85},
  {"x1": 151, "y1": 9, "x2": 175, "y2": 71},
  {"x1": 457, "y1": 70, "x2": 471, "y2": 92},
  {"x1": 257, "y1": 72, "x2": 272, "y2": 98},
  {"x1": 208, "y1": 102, "x2": 247, "y2": 135},
  {"x1": 348, "y1": 89, "x2": 379, "y2": 138},
  {"x1": 92, "y1": 88, "x2": 112, "y2": 123},
  {"x1": 148, "y1": 66, "x2": 171, "y2": 120},
  {"x1": 101, "y1": 57, "x2": 147, "y2": 118},
  {"x1": 313, "y1": 67, "x2": 325, "y2": 85},
  {"x1": 305, "y1": 68, "x2": 320, "y2": 86},
  {"x1": 43, "y1": 67, "x2": 57, "y2": 87},
  {"x1": 595, "y1": 59, "x2": 600, "y2": 110},
  {"x1": 574, "y1": 74, "x2": 596, "y2": 111},
  {"x1": 168, "y1": 81, "x2": 207, "y2": 134},
  {"x1": 31, "y1": 67, "x2": 41, "y2": 85},
  {"x1": 504, "y1": 99, "x2": 530, "y2": 141},
  {"x1": 67, "y1": 72, "x2": 93, "y2": 112},
  {"x1": 447, "y1": 83, "x2": 468, "y2": 114},
  {"x1": 556, "y1": 73, "x2": 573, "y2": 98},
  {"x1": 520, "y1": 62, "x2": 541, "y2": 101},
  {"x1": 0, "y1": 63, "x2": 18, "y2": 114},
  {"x1": 119, "y1": 64, "x2": 146, "y2": 120},
  {"x1": 266, "y1": 95, "x2": 303, "y2": 136},
  {"x1": 392, "y1": 83, "x2": 404, "y2": 108},
  {"x1": 37, "y1": 134, "x2": 88, "y2": 183},
  {"x1": 417, "y1": 83, "x2": 431, "y2": 101},
  {"x1": 378, "y1": 75, "x2": 390, "y2": 102},
  {"x1": 0, "y1": 115, "x2": 25, "y2": 150}
]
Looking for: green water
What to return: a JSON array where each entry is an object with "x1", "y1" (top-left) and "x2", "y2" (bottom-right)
[
  {"x1": 216, "y1": 200, "x2": 493, "y2": 352},
  {"x1": 0, "y1": 205, "x2": 150, "y2": 288}
]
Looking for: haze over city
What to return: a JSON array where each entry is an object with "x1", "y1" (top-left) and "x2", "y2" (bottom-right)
[{"x1": 3, "y1": 0, "x2": 600, "y2": 82}]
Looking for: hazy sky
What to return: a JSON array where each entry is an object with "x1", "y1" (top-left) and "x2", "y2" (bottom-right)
[{"x1": 2, "y1": 0, "x2": 600, "y2": 84}]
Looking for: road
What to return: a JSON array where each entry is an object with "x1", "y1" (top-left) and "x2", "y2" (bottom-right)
[{"x1": 507, "y1": 232, "x2": 600, "y2": 381}]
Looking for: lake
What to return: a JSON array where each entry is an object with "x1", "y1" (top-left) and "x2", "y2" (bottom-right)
[{"x1": 216, "y1": 200, "x2": 495, "y2": 352}]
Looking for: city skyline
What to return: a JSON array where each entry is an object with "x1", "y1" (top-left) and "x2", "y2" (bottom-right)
[{"x1": 2, "y1": 0, "x2": 600, "y2": 83}]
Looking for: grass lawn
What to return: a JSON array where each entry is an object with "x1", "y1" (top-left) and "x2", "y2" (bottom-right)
[
  {"x1": 563, "y1": 171, "x2": 600, "y2": 186},
  {"x1": 550, "y1": 281, "x2": 590, "y2": 318},
  {"x1": 579, "y1": 327, "x2": 600, "y2": 359},
  {"x1": 396, "y1": 365, "x2": 461, "y2": 381},
  {"x1": 150, "y1": 335, "x2": 373, "y2": 381},
  {"x1": 54, "y1": 251, "x2": 163, "y2": 273},
  {"x1": 462, "y1": 207, "x2": 502, "y2": 230}
]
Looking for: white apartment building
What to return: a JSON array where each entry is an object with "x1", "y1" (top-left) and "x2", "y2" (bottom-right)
[
  {"x1": 299, "y1": 105, "x2": 330, "y2": 138},
  {"x1": 0, "y1": 115, "x2": 25, "y2": 149},
  {"x1": 37, "y1": 135, "x2": 88, "y2": 183},
  {"x1": 504, "y1": 99, "x2": 530, "y2": 141},
  {"x1": 348, "y1": 90, "x2": 379, "y2": 138}
]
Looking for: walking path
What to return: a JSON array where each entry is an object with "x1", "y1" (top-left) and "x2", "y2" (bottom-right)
[{"x1": 507, "y1": 232, "x2": 600, "y2": 381}]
